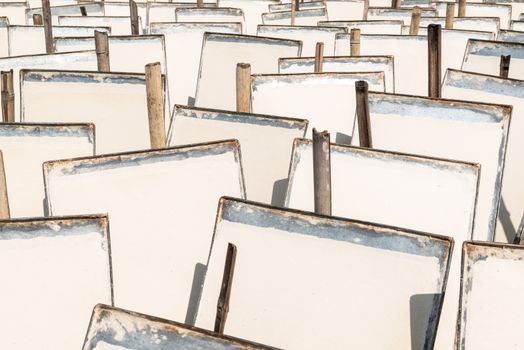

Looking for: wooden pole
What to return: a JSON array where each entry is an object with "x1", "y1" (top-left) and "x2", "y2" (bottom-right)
[
  {"x1": 350, "y1": 28, "x2": 360, "y2": 56},
  {"x1": 94, "y1": 31, "x2": 110, "y2": 72},
  {"x1": 214, "y1": 243, "x2": 237, "y2": 334},
  {"x1": 392, "y1": 0, "x2": 401, "y2": 9},
  {"x1": 312, "y1": 128, "x2": 331, "y2": 216},
  {"x1": 129, "y1": 0, "x2": 139, "y2": 35},
  {"x1": 1, "y1": 70, "x2": 14, "y2": 123},
  {"x1": 80, "y1": 5, "x2": 87, "y2": 16},
  {"x1": 314, "y1": 42, "x2": 324, "y2": 73},
  {"x1": 445, "y1": 3, "x2": 454, "y2": 29},
  {"x1": 0, "y1": 151, "x2": 10, "y2": 219},
  {"x1": 33, "y1": 13, "x2": 43, "y2": 25},
  {"x1": 145, "y1": 62, "x2": 166, "y2": 149},
  {"x1": 196, "y1": 0, "x2": 203, "y2": 7},
  {"x1": 236, "y1": 63, "x2": 251, "y2": 113},
  {"x1": 355, "y1": 81, "x2": 372, "y2": 148},
  {"x1": 291, "y1": 0, "x2": 296, "y2": 25},
  {"x1": 458, "y1": 0, "x2": 466, "y2": 17},
  {"x1": 41, "y1": 0, "x2": 53, "y2": 53},
  {"x1": 428, "y1": 24, "x2": 441, "y2": 98},
  {"x1": 409, "y1": 7, "x2": 421, "y2": 35},
  {"x1": 500, "y1": 55, "x2": 511, "y2": 79}
]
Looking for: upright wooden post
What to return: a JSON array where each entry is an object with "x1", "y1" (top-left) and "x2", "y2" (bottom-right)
[
  {"x1": 409, "y1": 7, "x2": 421, "y2": 35},
  {"x1": 445, "y1": 3, "x2": 454, "y2": 29},
  {"x1": 500, "y1": 55, "x2": 511, "y2": 78},
  {"x1": 291, "y1": 0, "x2": 296, "y2": 25},
  {"x1": 94, "y1": 31, "x2": 110, "y2": 72},
  {"x1": 80, "y1": 5, "x2": 87, "y2": 16},
  {"x1": 312, "y1": 128, "x2": 331, "y2": 216},
  {"x1": 392, "y1": 0, "x2": 401, "y2": 9},
  {"x1": 145, "y1": 62, "x2": 166, "y2": 149},
  {"x1": 428, "y1": 24, "x2": 441, "y2": 98},
  {"x1": 236, "y1": 63, "x2": 251, "y2": 113},
  {"x1": 1, "y1": 70, "x2": 14, "y2": 123},
  {"x1": 314, "y1": 42, "x2": 324, "y2": 73},
  {"x1": 355, "y1": 81, "x2": 372, "y2": 148},
  {"x1": 33, "y1": 13, "x2": 43, "y2": 25},
  {"x1": 197, "y1": 0, "x2": 203, "y2": 7},
  {"x1": 129, "y1": 0, "x2": 139, "y2": 35},
  {"x1": 41, "y1": 0, "x2": 53, "y2": 53},
  {"x1": 350, "y1": 28, "x2": 360, "y2": 56},
  {"x1": 458, "y1": 0, "x2": 466, "y2": 17},
  {"x1": 214, "y1": 243, "x2": 237, "y2": 334},
  {"x1": 0, "y1": 151, "x2": 10, "y2": 219}
]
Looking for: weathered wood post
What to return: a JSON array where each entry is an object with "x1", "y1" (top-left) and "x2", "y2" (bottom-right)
[
  {"x1": 350, "y1": 28, "x2": 360, "y2": 56},
  {"x1": 145, "y1": 62, "x2": 166, "y2": 149},
  {"x1": 428, "y1": 24, "x2": 442, "y2": 98},
  {"x1": 1, "y1": 70, "x2": 14, "y2": 123},
  {"x1": 314, "y1": 42, "x2": 324, "y2": 73},
  {"x1": 129, "y1": 0, "x2": 139, "y2": 35},
  {"x1": 33, "y1": 14, "x2": 43, "y2": 25},
  {"x1": 0, "y1": 151, "x2": 10, "y2": 219},
  {"x1": 392, "y1": 0, "x2": 401, "y2": 9},
  {"x1": 94, "y1": 30, "x2": 110, "y2": 72},
  {"x1": 236, "y1": 63, "x2": 251, "y2": 113},
  {"x1": 409, "y1": 7, "x2": 421, "y2": 35},
  {"x1": 445, "y1": 3, "x2": 455, "y2": 29},
  {"x1": 41, "y1": 0, "x2": 53, "y2": 53},
  {"x1": 214, "y1": 243, "x2": 237, "y2": 334},
  {"x1": 355, "y1": 80, "x2": 372, "y2": 148},
  {"x1": 500, "y1": 55, "x2": 511, "y2": 78},
  {"x1": 313, "y1": 128, "x2": 332, "y2": 216},
  {"x1": 458, "y1": 0, "x2": 466, "y2": 17},
  {"x1": 80, "y1": 5, "x2": 87, "y2": 16}
]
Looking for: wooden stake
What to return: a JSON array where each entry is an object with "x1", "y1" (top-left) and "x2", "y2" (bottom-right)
[
  {"x1": 350, "y1": 28, "x2": 360, "y2": 56},
  {"x1": 392, "y1": 0, "x2": 401, "y2": 9},
  {"x1": 312, "y1": 128, "x2": 331, "y2": 216},
  {"x1": 196, "y1": 0, "x2": 203, "y2": 7},
  {"x1": 314, "y1": 42, "x2": 324, "y2": 73},
  {"x1": 291, "y1": 0, "x2": 296, "y2": 25},
  {"x1": 500, "y1": 55, "x2": 511, "y2": 79},
  {"x1": 33, "y1": 13, "x2": 43, "y2": 25},
  {"x1": 445, "y1": 3, "x2": 454, "y2": 29},
  {"x1": 80, "y1": 5, "x2": 87, "y2": 16},
  {"x1": 1, "y1": 70, "x2": 14, "y2": 123},
  {"x1": 41, "y1": 0, "x2": 53, "y2": 53},
  {"x1": 355, "y1": 81, "x2": 372, "y2": 148},
  {"x1": 145, "y1": 62, "x2": 166, "y2": 149},
  {"x1": 428, "y1": 24, "x2": 441, "y2": 98},
  {"x1": 214, "y1": 243, "x2": 237, "y2": 334},
  {"x1": 458, "y1": 0, "x2": 466, "y2": 17},
  {"x1": 236, "y1": 63, "x2": 251, "y2": 113},
  {"x1": 0, "y1": 151, "x2": 10, "y2": 219},
  {"x1": 94, "y1": 31, "x2": 110, "y2": 72},
  {"x1": 409, "y1": 7, "x2": 421, "y2": 35},
  {"x1": 129, "y1": 0, "x2": 139, "y2": 35}
]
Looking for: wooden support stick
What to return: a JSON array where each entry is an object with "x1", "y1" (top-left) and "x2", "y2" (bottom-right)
[
  {"x1": 214, "y1": 243, "x2": 237, "y2": 334},
  {"x1": 428, "y1": 24, "x2": 441, "y2": 98},
  {"x1": 445, "y1": 3, "x2": 454, "y2": 29},
  {"x1": 80, "y1": 5, "x2": 87, "y2": 16},
  {"x1": 392, "y1": 0, "x2": 401, "y2": 9},
  {"x1": 458, "y1": 0, "x2": 466, "y2": 17},
  {"x1": 95, "y1": 31, "x2": 110, "y2": 72},
  {"x1": 41, "y1": 0, "x2": 53, "y2": 53},
  {"x1": 236, "y1": 63, "x2": 251, "y2": 113},
  {"x1": 33, "y1": 13, "x2": 43, "y2": 25},
  {"x1": 350, "y1": 28, "x2": 360, "y2": 56},
  {"x1": 355, "y1": 81, "x2": 372, "y2": 148},
  {"x1": 314, "y1": 42, "x2": 324, "y2": 73},
  {"x1": 291, "y1": 0, "x2": 296, "y2": 25},
  {"x1": 0, "y1": 151, "x2": 10, "y2": 219},
  {"x1": 294, "y1": 0, "x2": 300, "y2": 11},
  {"x1": 1, "y1": 70, "x2": 14, "y2": 123},
  {"x1": 196, "y1": 0, "x2": 203, "y2": 8},
  {"x1": 500, "y1": 55, "x2": 511, "y2": 79},
  {"x1": 409, "y1": 7, "x2": 421, "y2": 35},
  {"x1": 145, "y1": 62, "x2": 166, "y2": 149},
  {"x1": 312, "y1": 128, "x2": 332, "y2": 216},
  {"x1": 129, "y1": 0, "x2": 139, "y2": 35}
]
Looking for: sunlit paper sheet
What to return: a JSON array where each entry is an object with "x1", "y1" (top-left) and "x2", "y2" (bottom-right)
[
  {"x1": 434, "y1": 1, "x2": 512, "y2": 29},
  {"x1": 20, "y1": 69, "x2": 154, "y2": 154},
  {"x1": 57, "y1": 16, "x2": 143, "y2": 35},
  {"x1": 261, "y1": 8, "x2": 328, "y2": 25},
  {"x1": 257, "y1": 25, "x2": 346, "y2": 56},
  {"x1": 195, "y1": 33, "x2": 301, "y2": 111},
  {"x1": 0, "y1": 123, "x2": 95, "y2": 217},
  {"x1": 457, "y1": 241, "x2": 524, "y2": 350},
  {"x1": 461, "y1": 39, "x2": 524, "y2": 80},
  {"x1": 0, "y1": 50, "x2": 97, "y2": 122},
  {"x1": 251, "y1": 72, "x2": 384, "y2": 144},
  {"x1": 218, "y1": 0, "x2": 279, "y2": 35},
  {"x1": 0, "y1": 215, "x2": 112, "y2": 350},
  {"x1": 442, "y1": 69, "x2": 524, "y2": 243},
  {"x1": 168, "y1": 105, "x2": 307, "y2": 204},
  {"x1": 278, "y1": 55, "x2": 395, "y2": 92},
  {"x1": 44, "y1": 141, "x2": 245, "y2": 323},
  {"x1": 196, "y1": 197, "x2": 454, "y2": 349},
  {"x1": 83, "y1": 304, "x2": 277, "y2": 350}
]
